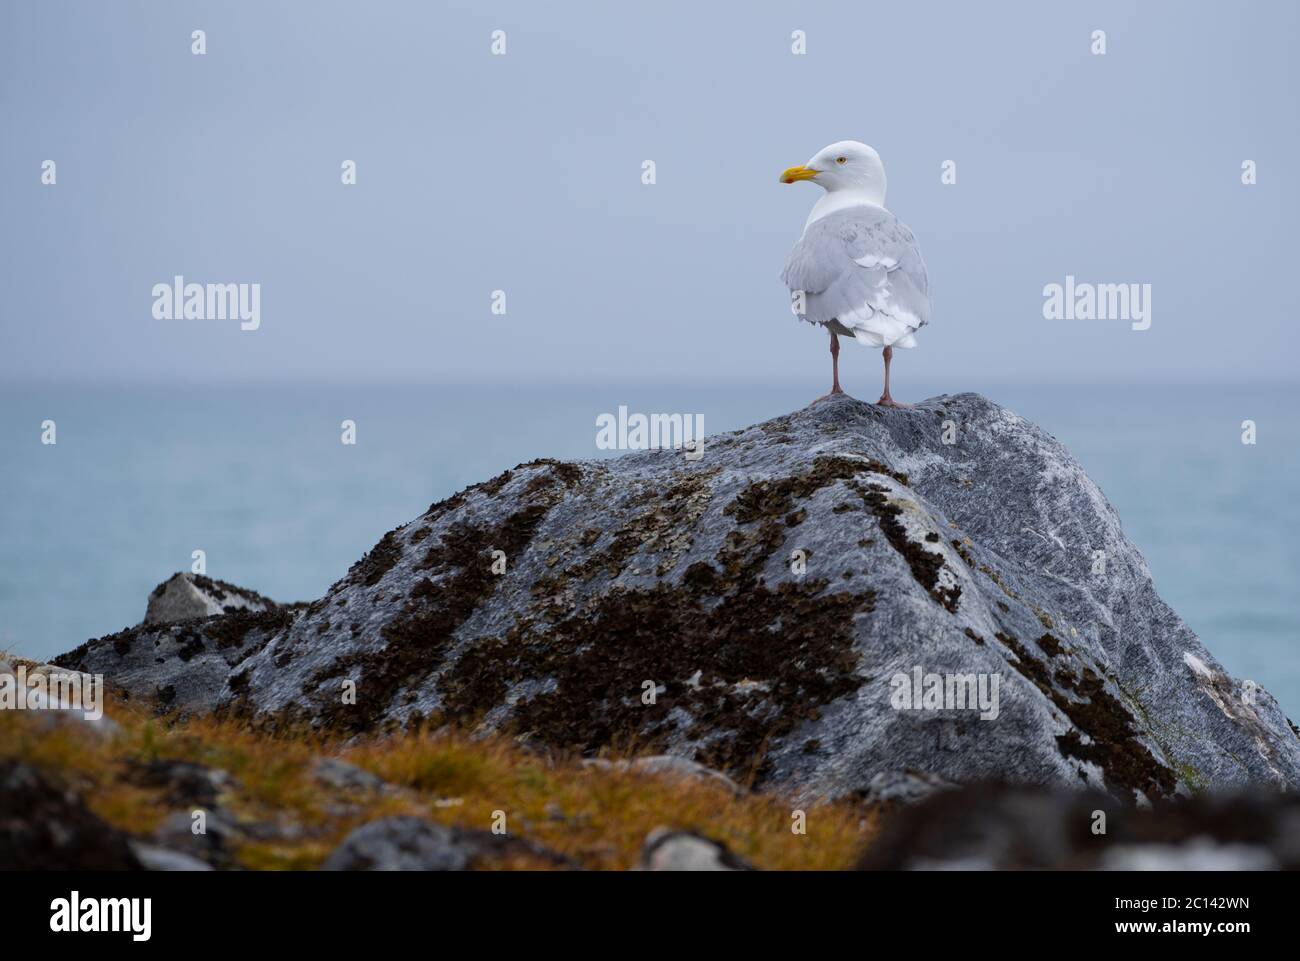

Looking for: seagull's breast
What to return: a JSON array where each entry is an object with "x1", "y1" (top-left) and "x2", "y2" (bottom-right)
[{"x1": 803, "y1": 190, "x2": 885, "y2": 233}]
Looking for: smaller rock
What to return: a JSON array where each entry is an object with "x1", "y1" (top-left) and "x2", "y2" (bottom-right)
[
  {"x1": 0, "y1": 659, "x2": 117, "y2": 735},
  {"x1": 34, "y1": 662, "x2": 95, "y2": 681},
  {"x1": 144, "y1": 572, "x2": 277, "y2": 626},
  {"x1": 130, "y1": 842, "x2": 214, "y2": 871},
  {"x1": 323, "y1": 816, "x2": 574, "y2": 871},
  {"x1": 637, "y1": 828, "x2": 754, "y2": 871},
  {"x1": 152, "y1": 808, "x2": 242, "y2": 869},
  {"x1": 324, "y1": 817, "x2": 473, "y2": 871}
]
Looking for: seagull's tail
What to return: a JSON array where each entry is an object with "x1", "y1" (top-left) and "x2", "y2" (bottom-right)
[{"x1": 849, "y1": 316, "x2": 919, "y2": 349}]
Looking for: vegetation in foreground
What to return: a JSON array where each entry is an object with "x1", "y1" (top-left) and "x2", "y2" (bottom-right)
[{"x1": 0, "y1": 687, "x2": 875, "y2": 871}]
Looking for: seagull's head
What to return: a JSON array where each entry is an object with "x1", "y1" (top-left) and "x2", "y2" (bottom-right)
[{"x1": 780, "y1": 140, "x2": 886, "y2": 204}]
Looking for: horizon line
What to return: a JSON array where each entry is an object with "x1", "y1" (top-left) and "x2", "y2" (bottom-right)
[{"x1": 4, "y1": 375, "x2": 1300, "y2": 391}]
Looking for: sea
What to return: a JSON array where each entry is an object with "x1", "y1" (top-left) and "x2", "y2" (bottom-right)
[{"x1": 2, "y1": 381, "x2": 1296, "y2": 718}]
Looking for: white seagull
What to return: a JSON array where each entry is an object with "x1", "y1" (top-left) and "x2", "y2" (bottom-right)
[{"x1": 780, "y1": 141, "x2": 931, "y2": 407}]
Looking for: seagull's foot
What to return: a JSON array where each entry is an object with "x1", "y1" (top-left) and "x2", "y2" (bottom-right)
[
  {"x1": 875, "y1": 395, "x2": 913, "y2": 409},
  {"x1": 811, "y1": 386, "x2": 846, "y2": 404}
]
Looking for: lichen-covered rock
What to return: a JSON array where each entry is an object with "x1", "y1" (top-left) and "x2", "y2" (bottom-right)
[
  {"x1": 57, "y1": 604, "x2": 299, "y2": 715},
  {"x1": 144, "y1": 572, "x2": 279, "y2": 626},
  {"x1": 58, "y1": 573, "x2": 295, "y2": 716},
  {"x1": 57, "y1": 394, "x2": 1300, "y2": 801}
]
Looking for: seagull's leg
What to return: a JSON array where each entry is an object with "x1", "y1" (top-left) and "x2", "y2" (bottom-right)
[
  {"x1": 876, "y1": 345, "x2": 913, "y2": 409},
  {"x1": 811, "y1": 331, "x2": 847, "y2": 404}
]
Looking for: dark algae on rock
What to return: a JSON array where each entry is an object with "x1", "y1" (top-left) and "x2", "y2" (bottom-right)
[
  {"x1": 59, "y1": 394, "x2": 1300, "y2": 801},
  {"x1": 439, "y1": 578, "x2": 872, "y2": 779}
]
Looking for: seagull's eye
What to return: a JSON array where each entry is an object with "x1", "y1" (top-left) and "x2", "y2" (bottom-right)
[{"x1": 835, "y1": 156, "x2": 848, "y2": 165}]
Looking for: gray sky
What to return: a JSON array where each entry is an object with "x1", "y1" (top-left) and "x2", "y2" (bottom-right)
[{"x1": 2, "y1": 0, "x2": 1296, "y2": 386}]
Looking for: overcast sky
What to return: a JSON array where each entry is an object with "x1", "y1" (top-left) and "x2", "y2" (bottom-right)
[{"x1": 2, "y1": 0, "x2": 1296, "y2": 386}]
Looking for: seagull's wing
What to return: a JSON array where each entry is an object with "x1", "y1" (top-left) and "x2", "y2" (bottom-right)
[{"x1": 781, "y1": 205, "x2": 931, "y2": 348}]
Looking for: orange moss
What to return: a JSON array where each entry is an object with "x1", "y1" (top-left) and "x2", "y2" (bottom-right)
[{"x1": 0, "y1": 692, "x2": 873, "y2": 870}]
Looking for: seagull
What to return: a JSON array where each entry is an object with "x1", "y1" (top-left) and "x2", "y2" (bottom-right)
[{"x1": 779, "y1": 141, "x2": 931, "y2": 407}]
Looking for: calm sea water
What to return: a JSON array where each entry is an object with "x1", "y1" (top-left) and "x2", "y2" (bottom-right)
[{"x1": 2, "y1": 381, "x2": 1297, "y2": 718}]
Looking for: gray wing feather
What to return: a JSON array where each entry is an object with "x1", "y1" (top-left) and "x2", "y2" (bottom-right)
[{"x1": 780, "y1": 206, "x2": 932, "y2": 331}]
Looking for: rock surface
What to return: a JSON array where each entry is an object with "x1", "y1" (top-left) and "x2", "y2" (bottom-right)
[
  {"x1": 59, "y1": 601, "x2": 297, "y2": 716},
  {"x1": 130, "y1": 842, "x2": 215, "y2": 872},
  {"x1": 860, "y1": 769, "x2": 958, "y2": 807},
  {"x1": 637, "y1": 828, "x2": 754, "y2": 871},
  {"x1": 144, "y1": 572, "x2": 279, "y2": 626},
  {"x1": 323, "y1": 817, "x2": 475, "y2": 871},
  {"x1": 58, "y1": 394, "x2": 1300, "y2": 801},
  {"x1": 0, "y1": 762, "x2": 144, "y2": 870},
  {"x1": 856, "y1": 783, "x2": 1300, "y2": 870},
  {"x1": 0, "y1": 658, "x2": 116, "y2": 735},
  {"x1": 322, "y1": 816, "x2": 570, "y2": 870}
]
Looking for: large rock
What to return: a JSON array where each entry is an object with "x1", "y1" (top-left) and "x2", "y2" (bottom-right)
[
  {"x1": 0, "y1": 762, "x2": 144, "y2": 870},
  {"x1": 57, "y1": 394, "x2": 1300, "y2": 801}
]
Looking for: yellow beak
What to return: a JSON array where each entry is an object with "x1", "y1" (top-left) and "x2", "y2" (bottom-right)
[{"x1": 780, "y1": 165, "x2": 818, "y2": 184}]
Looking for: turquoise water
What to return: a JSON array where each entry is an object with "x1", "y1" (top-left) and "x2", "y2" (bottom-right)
[{"x1": 2, "y1": 381, "x2": 1297, "y2": 718}]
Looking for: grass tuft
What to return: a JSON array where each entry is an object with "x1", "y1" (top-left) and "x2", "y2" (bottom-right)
[{"x1": 0, "y1": 691, "x2": 874, "y2": 870}]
